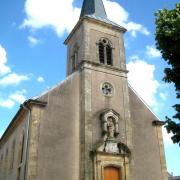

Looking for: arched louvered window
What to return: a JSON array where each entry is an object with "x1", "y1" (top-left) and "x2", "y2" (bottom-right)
[
  {"x1": 106, "y1": 44, "x2": 112, "y2": 65},
  {"x1": 72, "y1": 45, "x2": 79, "y2": 72},
  {"x1": 72, "y1": 54, "x2": 76, "y2": 71},
  {"x1": 99, "y1": 42, "x2": 105, "y2": 64},
  {"x1": 98, "y1": 38, "x2": 113, "y2": 65}
]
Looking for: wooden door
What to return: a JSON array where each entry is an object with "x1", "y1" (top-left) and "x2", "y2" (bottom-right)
[{"x1": 104, "y1": 166, "x2": 120, "y2": 180}]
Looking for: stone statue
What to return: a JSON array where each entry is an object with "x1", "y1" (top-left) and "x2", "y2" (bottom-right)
[
  {"x1": 100, "y1": 110, "x2": 120, "y2": 139},
  {"x1": 102, "y1": 116, "x2": 119, "y2": 139},
  {"x1": 107, "y1": 117, "x2": 115, "y2": 138}
]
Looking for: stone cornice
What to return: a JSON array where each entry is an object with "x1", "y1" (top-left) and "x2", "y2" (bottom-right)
[
  {"x1": 152, "y1": 120, "x2": 165, "y2": 126},
  {"x1": 64, "y1": 16, "x2": 126, "y2": 45},
  {"x1": 23, "y1": 99, "x2": 47, "y2": 108},
  {"x1": 78, "y1": 60, "x2": 128, "y2": 75}
]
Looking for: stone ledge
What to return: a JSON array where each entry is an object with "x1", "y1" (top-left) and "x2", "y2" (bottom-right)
[{"x1": 152, "y1": 120, "x2": 165, "y2": 126}]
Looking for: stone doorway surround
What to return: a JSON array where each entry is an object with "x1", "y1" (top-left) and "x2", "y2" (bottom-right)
[
  {"x1": 93, "y1": 109, "x2": 131, "y2": 180},
  {"x1": 94, "y1": 152, "x2": 129, "y2": 180}
]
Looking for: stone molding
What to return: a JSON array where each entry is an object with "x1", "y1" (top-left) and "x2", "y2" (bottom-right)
[
  {"x1": 94, "y1": 152, "x2": 130, "y2": 180},
  {"x1": 79, "y1": 60, "x2": 129, "y2": 74}
]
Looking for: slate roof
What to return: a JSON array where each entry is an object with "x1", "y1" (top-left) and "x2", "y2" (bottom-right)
[
  {"x1": 80, "y1": 0, "x2": 126, "y2": 31},
  {"x1": 85, "y1": 14, "x2": 126, "y2": 31},
  {"x1": 80, "y1": 0, "x2": 107, "y2": 19}
]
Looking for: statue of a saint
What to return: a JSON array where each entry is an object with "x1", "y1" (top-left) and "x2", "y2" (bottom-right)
[
  {"x1": 101, "y1": 113, "x2": 119, "y2": 139},
  {"x1": 107, "y1": 117, "x2": 115, "y2": 138}
]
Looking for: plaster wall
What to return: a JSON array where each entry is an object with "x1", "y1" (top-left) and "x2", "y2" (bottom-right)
[
  {"x1": 129, "y1": 87, "x2": 167, "y2": 180},
  {"x1": 37, "y1": 72, "x2": 80, "y2": 180}
]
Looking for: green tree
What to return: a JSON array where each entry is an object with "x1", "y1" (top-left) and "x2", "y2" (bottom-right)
[{"x1": 155, "y1": 3, "x2": 180, "y2": 145}]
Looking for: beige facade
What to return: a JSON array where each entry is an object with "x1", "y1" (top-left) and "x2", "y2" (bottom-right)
[
  {"x1": 0, "y1": 1, "x2": 168, "y2": 180},
  {"x1": 0, "y1": 108, "x2": 29, "y2": 180},
  {"x1": 0, "y1": 101, "x2": 46, "y2": 180}
]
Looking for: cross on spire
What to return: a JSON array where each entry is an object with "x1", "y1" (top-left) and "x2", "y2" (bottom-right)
[{"x1": 80, "y1": 0, "x2": 107, "y2": 19}]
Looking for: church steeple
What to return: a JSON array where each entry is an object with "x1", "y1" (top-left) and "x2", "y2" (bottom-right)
[
  {"x1": 65, "y1": 0, "x2": 127, "y2": 76},
  {"x1": 80, "y1": 0, "x2": 107, "y2": 19}
]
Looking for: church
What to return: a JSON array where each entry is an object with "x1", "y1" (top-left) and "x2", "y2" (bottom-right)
[{"x1": 0, "y1": 0, "x2": 168, "y2": 180}]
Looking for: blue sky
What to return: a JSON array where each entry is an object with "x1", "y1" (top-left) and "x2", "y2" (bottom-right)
[{"x1": 0, "y1": 0, "x2": 179, "y2": 176}]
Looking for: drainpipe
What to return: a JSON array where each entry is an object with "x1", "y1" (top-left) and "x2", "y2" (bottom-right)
[{"x1": 20, "y1": 103, "x2": 31, "y2": 180}]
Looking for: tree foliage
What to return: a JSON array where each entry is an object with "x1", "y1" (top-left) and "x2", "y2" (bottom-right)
[{"x1": 155, "y1": 3, "x2": 180, "y2": 145}]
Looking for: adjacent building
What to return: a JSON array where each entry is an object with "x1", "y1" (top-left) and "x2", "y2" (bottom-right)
[{"x1": 168, "y1": 173, "x2": 180, "y2": 180}]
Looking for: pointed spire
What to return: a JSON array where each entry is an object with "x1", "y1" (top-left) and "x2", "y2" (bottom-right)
[{"x1": 80, "y1": 0, "x2": 107, "y2": 19}]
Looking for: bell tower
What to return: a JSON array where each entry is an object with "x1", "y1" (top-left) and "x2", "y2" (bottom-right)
[
  {"x1": 65, "y1": 0, "x2": 133, "y2": 179},
  {"x1": 65, "y1": 0, "x2": 127, "y2": 76}
]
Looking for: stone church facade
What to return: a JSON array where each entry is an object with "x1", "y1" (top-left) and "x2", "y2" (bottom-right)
[{"x1": 0, "y1": 0, "x2": 168, "y2": 180}]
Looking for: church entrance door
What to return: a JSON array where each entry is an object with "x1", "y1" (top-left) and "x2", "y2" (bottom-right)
[{"x1": 104, "y1": 166, "x2": 120, "y2": 180}]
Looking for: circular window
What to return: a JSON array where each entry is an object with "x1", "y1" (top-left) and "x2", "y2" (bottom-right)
[{"x1": 101, "y1": 82, "x2": 114, "y2": 97}]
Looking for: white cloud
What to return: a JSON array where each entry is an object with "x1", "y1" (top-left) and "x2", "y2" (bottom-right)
[
  {"x1": 127, "y1": 58, "x2": 169, "y2": 113},
  {"x1": 146, "y1": 45, "x2": 161, "y2": 58},
  {"x1": 22, "y1": 0, "x2": 149, "y2": 38},
  {"x1": 9, "y1": 90, "x2": 26, "y2": 104},
  {"x1": 28, "y1": 36, "x2": 40, "y2": 46},
  {"x1": 162, "y1": 126, "x2": 173, "y2": 146},
  {"x1": 125, "y1": 22, "x2": 150, "y2": 37},
  {"x1": 0, "y1": 46, "x2": 29, "y2": 109},
  {"x1": 22, "y1": 0, "x2": 81, "y2": 37},
  {"x1": 129, "y1": 55, "x2": 140, "y2": 60},
  {"x1": 37, "y1": 76, "x2": 45, "y2": 83},
  {"x1": 0, "y1": 130, "x2": 3, "y2": 138},
  {"x1": 0, "y1": 73, "x2": 29, "y2": 86},
  {"x1": 103, "y1": 0, "x2": 150, "y2": 37},
  {"x1": 103, "y1": 0, "x2": 128, "y2": 24},
  {"x1": 127, "y1": 59, "x2": 159, "y2": 107},
  {"x1": 0, "y1": 89, "x2": 27, "y2": 109},
  {"x1": 0, "y1": 99, "x2": 15, "y2": 108},
  {"x1": 0, "y1": 45, "x2": 29, "y2": 87},
  {"x1": 160, "y1": 92, "x2": 168, "y2": 101},
  {"x1": 0, "y1": 44, "x2": 11, "y2": 76}
]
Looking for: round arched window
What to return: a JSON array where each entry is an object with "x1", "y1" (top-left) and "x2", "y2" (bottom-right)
[{"x1": 98, "y1": 38, "x2": 113, "y2": 65}]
